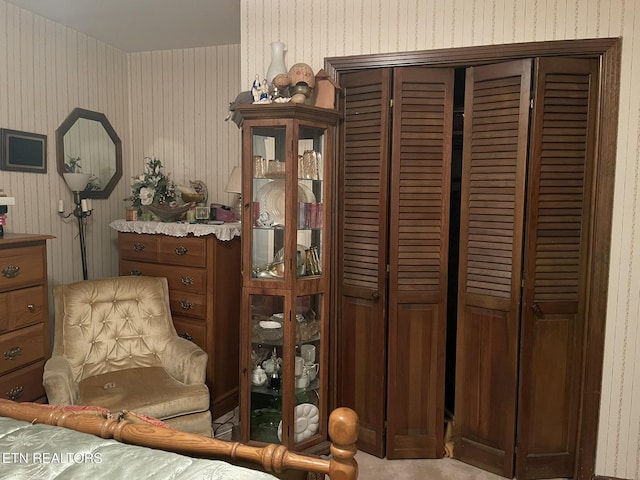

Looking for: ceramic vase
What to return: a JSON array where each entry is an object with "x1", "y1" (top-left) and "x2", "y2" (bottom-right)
[{"x1": 266, "y1": 41, "x2": 287, "y2": 85}]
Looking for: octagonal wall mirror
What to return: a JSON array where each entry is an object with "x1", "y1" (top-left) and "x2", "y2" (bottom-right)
[{"x1": 56, "y1": 108, "x2": 122, "y2": 199}]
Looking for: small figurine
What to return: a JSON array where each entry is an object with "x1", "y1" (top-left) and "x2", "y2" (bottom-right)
[
  {"x1": 251, "y1": 75, "x2": 261, "y2": 103},
  {"x1": 259, "y1": 79, "x2": 270, "y2": 102}
]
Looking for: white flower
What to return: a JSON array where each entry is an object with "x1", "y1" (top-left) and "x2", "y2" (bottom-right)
[{"x1": 139, "y1": 187, "x2": 155, "y2": 205}]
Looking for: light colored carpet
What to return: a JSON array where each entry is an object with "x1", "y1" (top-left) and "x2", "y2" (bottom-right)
[
  {"x1": 213, "y1": 409, "x2": 567, "y2": 480},
  {"x1": 355, "y1": 451, "x2": 569, "y2": 480},
  {"x1": 355, "y1": 451, "x2": 509, "y2": 480}
]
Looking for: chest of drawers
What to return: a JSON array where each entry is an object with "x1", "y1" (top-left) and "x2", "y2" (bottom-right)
[
  {"x1": 118, "y1": 231, "x2": 241, "y2": 416},
  {"x1": 0, "y1": 233, "x2": 53, "y2": 403}
]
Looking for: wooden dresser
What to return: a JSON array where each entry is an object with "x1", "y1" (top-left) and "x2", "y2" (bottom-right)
[
  {"x1": 0, "y1": 233, "x2": 53, "y2": 404},
  {"x1": 117, "y1": 231, "x2": 241, "y2": 416}
]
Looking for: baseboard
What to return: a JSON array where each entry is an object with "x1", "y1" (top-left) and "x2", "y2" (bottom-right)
[{"x1": 593, "y1": 475, "x2": 632, "y2": 480}]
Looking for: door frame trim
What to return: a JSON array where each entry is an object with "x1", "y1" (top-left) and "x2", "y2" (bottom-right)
[{"x1": 326, "y1": 37, "x2": 621, "y2": 480}]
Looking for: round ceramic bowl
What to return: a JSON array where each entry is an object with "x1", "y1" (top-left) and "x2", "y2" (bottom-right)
[
  {"x1": 146, "y1": 203, "x2": 192, "y2": 222},
  {"x1": 180, "y1": 192, "x2": 205, "y2": 203}
]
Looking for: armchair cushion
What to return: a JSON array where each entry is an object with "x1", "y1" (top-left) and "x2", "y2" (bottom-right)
[{"x1": 77, "y1": 366, "x2": 209, "y2": 421}]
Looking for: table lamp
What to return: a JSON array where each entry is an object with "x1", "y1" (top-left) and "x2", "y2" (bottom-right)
[{"x1": 225, "y1": 166, "x2": 242, "y2": 222}]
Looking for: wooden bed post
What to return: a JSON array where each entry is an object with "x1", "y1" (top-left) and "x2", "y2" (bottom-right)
[{"x1": 328, "y1": 407, "x2": 359, "y2": 480}]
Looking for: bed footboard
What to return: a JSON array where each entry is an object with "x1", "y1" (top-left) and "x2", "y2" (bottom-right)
[{"x1": 0, "y1": 400, "x2": 358, "y2": 480}]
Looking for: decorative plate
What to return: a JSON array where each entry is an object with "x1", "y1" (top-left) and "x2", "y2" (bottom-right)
[
  {"x1": 256, "y1": 180, "x2": 316, "y2": 226},
  {"x1": 277, "y1": 403, "x2": 319, "y2": 443}
]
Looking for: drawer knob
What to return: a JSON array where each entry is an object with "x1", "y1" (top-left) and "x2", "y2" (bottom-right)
[
  {"x1": 3, "y1": 346, "x2": 22, "y2": 361},
  {"x1": 27, "y1": 304, "x2": 36, "y2": 312},
  {"x1": 1, "y1": 265, "x2": 20, "y2": 279},
  {"x1": 130, "y1": 269, "x2": 143, "y2": 276},
  {"x1": 133, "y1": 243, "x2": 145, "y2": 252},
  {"x1": 179, "y1": 332, "x2": 193, "y2": 342},
  {"x1": 175, "y1": 246, "x2": 188, "y2": 256},
  {"x1": 6, "y1": 386, "x2": 24, "y2": 401},
  {"x1": 180, "y1": 300, "x2": 194, "y2": 310},
  {"x1": 181, "y1": 276, "x2": 194, "y2": 286}
]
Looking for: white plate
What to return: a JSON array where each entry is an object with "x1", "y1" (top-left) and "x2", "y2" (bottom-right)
[
  {"x1": 277, "y1": 403, "x2": 319, "y2": 443},
  {"x1": 256, "y1": 180, "x2": 316, "y2": 226}
]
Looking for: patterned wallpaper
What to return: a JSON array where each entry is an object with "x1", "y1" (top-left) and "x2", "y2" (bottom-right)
[
  {"x1": 0, "y1": 1, "x2": 241, "y2": 295},
  {"x1": 239, "y1": 0, "x2": 639, "y2": 477},
  {"x1": 128, "y1": 45, "x2": 241, "y2": 210},
  {"x1": 0, "y1": 1, "x2": 129, "y2": 288}
]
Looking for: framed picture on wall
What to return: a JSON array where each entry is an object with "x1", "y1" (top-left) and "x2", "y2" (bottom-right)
[{"x1": 0, "y1": 128, "x2": 47, "y2": 173}]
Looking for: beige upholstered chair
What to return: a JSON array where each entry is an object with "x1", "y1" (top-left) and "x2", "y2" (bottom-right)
[{"x1": 43, "y1": 276, "x2": 212, "y2": 436}]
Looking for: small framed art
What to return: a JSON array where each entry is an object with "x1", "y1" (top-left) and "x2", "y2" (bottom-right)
[{"x1": 0, "y1": 128, "x2": 47, "y2": 173}]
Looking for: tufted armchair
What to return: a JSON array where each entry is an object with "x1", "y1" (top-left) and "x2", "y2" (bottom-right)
[{"x1": 43, "y1": 276, "x2": 212, "y2": 436}]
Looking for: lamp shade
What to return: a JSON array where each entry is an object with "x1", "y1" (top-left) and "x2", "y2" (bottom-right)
[
  {"x1": 225, "y1": 166, "x2": 242, "y2": 194},
  {"x1": 63, "y1": 173, "x2": 90, "y2": 192}
]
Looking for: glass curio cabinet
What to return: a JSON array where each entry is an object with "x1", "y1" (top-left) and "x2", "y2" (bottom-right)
[{"x1": 237, "y1": 104, "x2": 340, "y2": 452}]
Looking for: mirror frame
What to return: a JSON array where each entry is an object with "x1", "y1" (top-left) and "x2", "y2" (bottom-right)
[{"x1": 56, "y1": 107, "x2": 122, "y2": 199}]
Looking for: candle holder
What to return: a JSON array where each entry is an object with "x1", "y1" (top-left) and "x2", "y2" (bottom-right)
[{"x1": 59, "y1": 178, "x2": 93, "y2": 280}]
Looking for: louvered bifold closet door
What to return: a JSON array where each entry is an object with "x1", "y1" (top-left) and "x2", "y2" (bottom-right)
[
  {"x1": 386, "y1": 67, "x2": 453, "y2": 459},
  {"x1": 455, "y1": 59, "x2": 532, "y2": 478},
  {"x1": 335, "y1": 69, "x2": 392, "y2": 457},
  {"x1": 515, "y1": 57, "x2": 599, "y2": 480}
]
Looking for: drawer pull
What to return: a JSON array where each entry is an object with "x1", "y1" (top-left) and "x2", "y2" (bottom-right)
[
  {"x1": 175, "y1": 246, "x2": 188, "y2": 256},
  {"x1": 133, "y1": 243, "x2": 145, "y2": 252},
  {"x1": 27, "y1": 304, "x2": 36, "y2": 312},
  {"x1": 179, "y1": 332, "x2": 193, "y2": 342},
  {"x1": 181, "y1": 276, "x2": 194, "y2": 286},
  {"x1": 1, "y1": 265, "x2": 20, "y2": 279},
  {"x1": 6, "y1": 386, "x2": 24, "y2": 401},
  {"x1": 3, "y1": 346, "x2": 22, "y2": 361},
  {"x1": 129, "y1": 269, "x2": 143, "y2": 276},
  {"x1": 180, "y1": 300, "x2": 194, "y2": 310}
]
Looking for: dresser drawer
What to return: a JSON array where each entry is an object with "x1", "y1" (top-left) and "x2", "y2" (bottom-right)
[
  {"x1": 158, "y1": 236, "x2": 206, "y2": 267},
  {"x1": 3, "y1": 285, "x2": 46, "y2": 331},
  {"x1": 173, "y1": 316, "x2": 207, "y2": 352},
  {"x1": 0, "y1": 324, "x2": 46, "y2": 375},
  {"x1": 0, "y1": 245, "x2": 46, "y2": 292},
  {"x1": 120, "y1": 260, "x2": 207, "y2": 294},
  {"x1": 0, "y1": 360, "x2": 45, "y2": 402},
  {"x1": 169, "y1": 291, "x2": 207, "y2": 319},
  {"x1": 118, "y1": 233, "x2": 159, "y2": 262}
]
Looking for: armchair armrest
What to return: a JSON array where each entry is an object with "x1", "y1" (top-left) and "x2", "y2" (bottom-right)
[
  {"x1": 43, "y1": 355, "x2": 78, "y2": 405},
  {"x1": 160, "y1": 336, "x2": 208, "y2": 385}
]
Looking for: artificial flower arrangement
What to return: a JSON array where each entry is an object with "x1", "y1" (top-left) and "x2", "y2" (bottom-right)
[{"x1": 127, "y1": 156, "x2": 177, "y2": 211}]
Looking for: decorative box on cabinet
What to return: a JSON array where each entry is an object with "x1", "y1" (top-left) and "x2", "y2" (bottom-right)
[
  {"x1": 237, "y1": 104, "x2": 340, "y2": 453},
  {"x1": 117, "y1": 229, "x2": 241, "y2": 416},
  {"x1": 0, "y1": 233, "x2": 53, "y2": 404}
]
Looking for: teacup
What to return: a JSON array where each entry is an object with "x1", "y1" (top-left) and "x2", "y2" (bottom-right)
[
  {"x1": 303, "y1": 362, "x2": 319, "y2": 382},
  {"x1": 295, "y1": 372, "x2": 309, "y2": 389}
]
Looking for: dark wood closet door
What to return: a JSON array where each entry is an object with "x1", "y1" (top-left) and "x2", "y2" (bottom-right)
[
  {"x1": 454, "y1": 59, "x2": 532, "y2": 478},
  {"x1": 386, "y1": 66, "x2": 454, "y2": 459},
  {"x1": 516, "y1": 57, "x2": 599, "y2": 480},
  {"x1": 335, "y1": 68, "x2": 392, "y2": 457}
]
